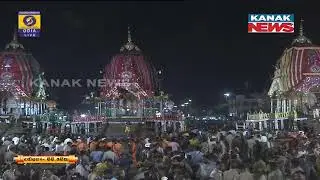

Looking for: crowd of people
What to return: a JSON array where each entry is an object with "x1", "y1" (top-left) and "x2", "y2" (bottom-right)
[{"x1": 0, "y1": 124, "x2": 319, "y2": 180}]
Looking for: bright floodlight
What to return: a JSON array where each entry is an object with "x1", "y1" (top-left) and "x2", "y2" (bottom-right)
[
  {"x1": 224, "y1": 93, "x2": 230, "y2": 97},
  {"x1": 189, "y1": 99, "x2": 192, "y2": 102},
  {"x1": 80, "y1": 114, "x2": 86, "y2": 118}
]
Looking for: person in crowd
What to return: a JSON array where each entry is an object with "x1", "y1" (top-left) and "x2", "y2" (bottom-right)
[
  {"x1": 129, "y1": 138, "x2": 137, "y2": 167},
  {"x1": 253, "y1": 159, "x2": 268, "y2": 180},
  {"x1": 238, "y1": 162, "x2": 254, "y2": 180},
  {"x1": 89, "y1": 137, "x2": 98, "y2": 152},
  {"x1": 90, "y1": 146, "x2": 104, "y2": 163},
  {"x1": 77, "y1": 137, "x2": 88, "y2": 153},
  {"x1": 114, "y1": 139, "x2": 123, "y2": 158},
  {"x1": 2, "y1": 163, "x2": 21, "y2": 180},
  {"x1": 2, "y1": 122, "x2": 320, "y2": 180},
  {"x1": 4, "y1": 145, "x2": 17, "y2": 165},
  {"x1": 63, "y1": 139, "x2": 73, "y2": 155},
  {"x1": 267, "y1": 159, "x2": 285, "y2": 180},
  {"x1": 102, "y1": 146, "x2": 117, "y2": 164}
]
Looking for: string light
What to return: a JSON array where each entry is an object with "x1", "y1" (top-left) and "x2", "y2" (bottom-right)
[{"x1": 296, "y1": 76, "x2": 320, "y2": 92}]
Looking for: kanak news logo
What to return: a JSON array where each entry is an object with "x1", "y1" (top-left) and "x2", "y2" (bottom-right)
[
  {"x1": 248, "y1": 14, "x2": 294, "y2": 33},
  {"x1": 18, "y1": 11, "x2": 41, "y2": 37}
]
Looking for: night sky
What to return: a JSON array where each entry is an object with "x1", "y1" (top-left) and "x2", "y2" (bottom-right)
[{"x1": 0, "y1": 1, "x2": 317, "y2": 110}]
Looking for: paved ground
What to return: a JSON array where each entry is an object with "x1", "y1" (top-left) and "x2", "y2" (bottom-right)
[
  {"x1": 104, "y1": 124, "x2": 126, "y2": 136},
  {"x1": 103, "y1": 123, "x2": 152, "y2": 137},
  {"x1": 0, "y1": 123, "x2": 9, "y2": 133}
]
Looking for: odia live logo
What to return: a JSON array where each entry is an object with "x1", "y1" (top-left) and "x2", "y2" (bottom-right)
[
  {"x1": 18, "y1": 11, "x2": 41, "y2": 37},
  {"x1": 21, "y1": 15, "x2": 38, "y2": 35},
  {"x1": 23, "y1": 16, "x2": 37, "y2": 26}
]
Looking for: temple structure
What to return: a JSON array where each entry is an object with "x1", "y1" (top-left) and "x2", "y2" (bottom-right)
[
  {"x1": 244, "y1": 20, "x2": 320, "y2": 131},
  {"x1": 100, "y1": 27, "x2": 156, "y2": 118},
  {"x1": 0, "y1": 31, "x2": 48, "y2": 121},
  {"x1": 34, "y1": 100, "x2": 72, "y2": 134},
  {"x1": 72, "y1": 27, "x2": 185, "y2": 134}
]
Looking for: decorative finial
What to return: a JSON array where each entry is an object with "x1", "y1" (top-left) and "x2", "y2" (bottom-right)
[
  {"x1": 13, "y1": 28, "x2": 17, "y2": 41},
  {"x1": 299, "y1": 18, "x2": 304, "y2": 36},
  {"x1": 120, "y1": 26, "x2": 140, "y2": 52},
  {"x1": 128, "y1": 26, "x2": 132, "y2": 43},
  {"x1": 5, "y1": 27, "x2": 24, "y2": 50},
  {"x1": 291, "y1": 18, "x2": 312, "y2": 46}
]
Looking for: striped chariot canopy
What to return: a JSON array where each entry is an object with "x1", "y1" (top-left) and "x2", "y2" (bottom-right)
[
  {"x1": 269, "y1": 19, "x2": 320, "y2": 94},
  {"x1": 100, "y1": 27, "x2": 157, "y2": 99},
  {"x1": 0, "y1": 31, "x2": 41, "y2": 97}
]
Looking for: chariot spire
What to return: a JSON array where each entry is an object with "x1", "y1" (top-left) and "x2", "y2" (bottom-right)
[
  {"x1": 13, "y1": 28, "x2": 17, "y2": 41},
  {"x1": 291, "y1": 18, "x2": 312, "y2": 46},
  {"x1": 120, "y1": 26, "x2": 140, "y2": 52},
  {"x1": 128, "y1": 26, "x2": 132, "y2": 43},
  {"x1": 299, "y1": 18, "x2": 304, "y2": 36},
  {"x1": 5, "y1": 27, "x2": 24, "y2": 50}
]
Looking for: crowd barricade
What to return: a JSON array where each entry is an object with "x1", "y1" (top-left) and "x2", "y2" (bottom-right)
[
  {"x1": 72, "y1": 115, "x2": 183, "y2": 122},
  {"x1": 72, "y1": 115, "x2": 107, "y2": 122},
  {"x1": 247, "y1": 111, "x2": 297, "y2": 121},
  {"x1": 47, "y1": 128, "x2": 62, "y2": 134},
  {"x1": 145, "y1": 115, "x2": 183, "y2": 121}
]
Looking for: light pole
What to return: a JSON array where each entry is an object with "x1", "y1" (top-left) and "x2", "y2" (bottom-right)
[
  {"x1": 224, "y1": 93, "x2": 231, "y2": 116},
  {"x1": 187, "y1": 99, "x2": 192, "y2": 117},
  {"x1": 180, "y1": 99, "x2": 192, "y2": 117}
]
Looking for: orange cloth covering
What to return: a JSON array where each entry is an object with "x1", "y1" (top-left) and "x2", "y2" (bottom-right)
[
  {"x1": 106, "y1": 142, "x2": 114, "y2": 149},
  {"x1": 114, "y1": 143, "x2": 123, "y2": 156},
  {"x1": 161, "y1": 141, "x2": 169, "y2": 149},
  {"x1": 89, "y1": 141, "x2": 98, "y2": 151},
  {"x1": 131, "y1": 142, "x2": 137, "y2": 166},
  {"x1": 72, "y1": 141, "x2": 79, "y2": 147},
  {"x1": 98, "y1": 141, "x2": 106, "y2": 149},
  {"x1": 78, "y1": 142, "x2": 87, "y2": 152},
  {"x1": 63, "y1": 151, "x2": 68, "y2": 156},
  {"x1": 131, "y1": 142, "x2": 136, "y2": 150}
]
